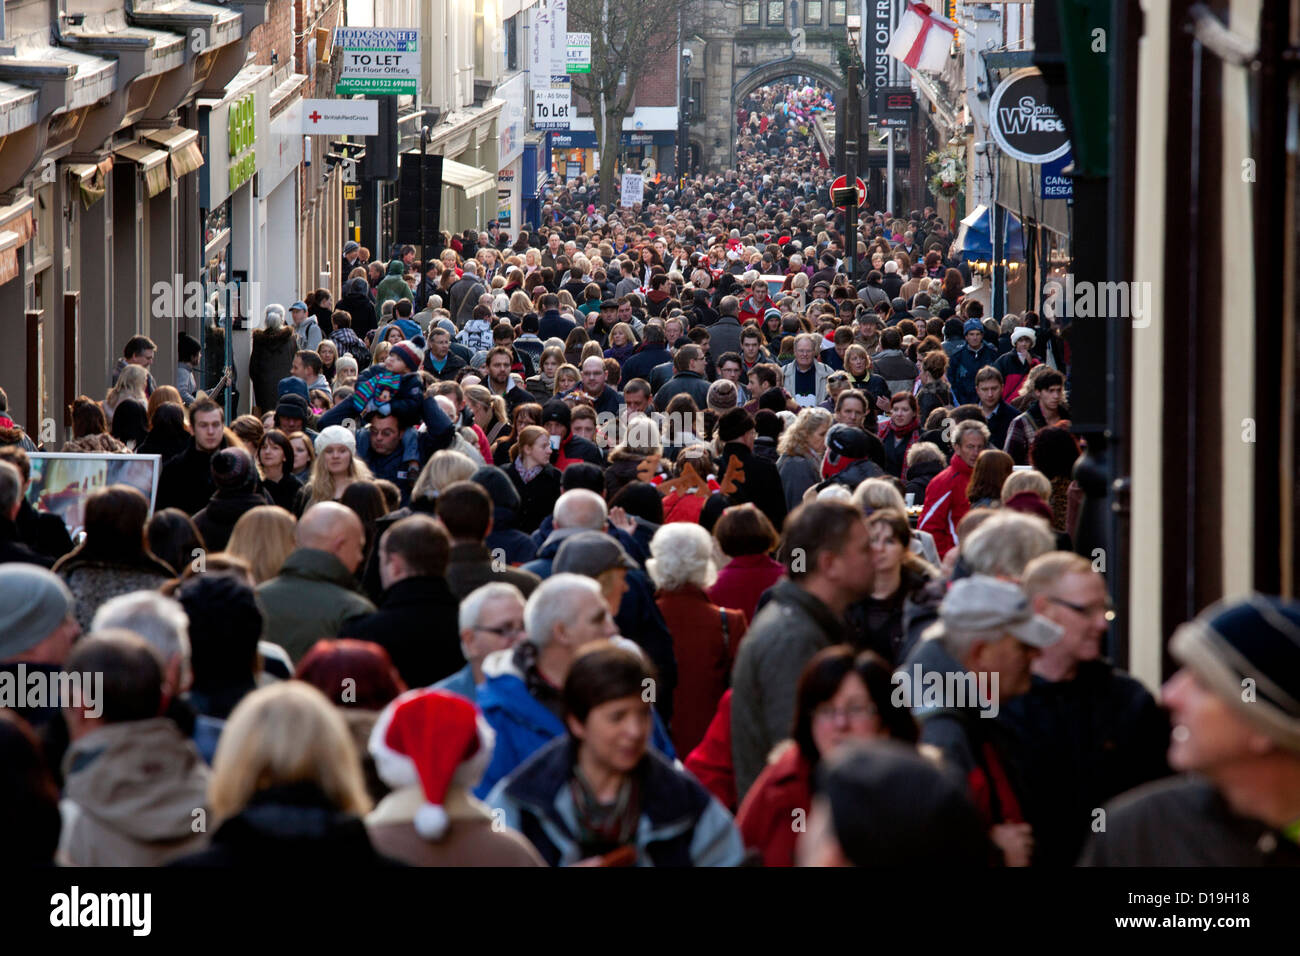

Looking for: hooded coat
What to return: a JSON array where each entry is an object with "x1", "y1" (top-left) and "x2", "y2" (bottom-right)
[
  {"x1": 249, "y1": 324, "x2": 298, "y2": 414},
  {"x1": 59, "y1": 718, "x2": 210, "y2": 866},
  {"x1": 192, "y1": 486, "x2": 273, "y2": 552},
  {"x1": 375, "y1": 259, "x2": 414, "y2": 312}
]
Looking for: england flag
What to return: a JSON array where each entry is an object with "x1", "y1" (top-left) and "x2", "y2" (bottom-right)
[{"x1": 886, "y1": 2, "x2": 958, "y2": 74}]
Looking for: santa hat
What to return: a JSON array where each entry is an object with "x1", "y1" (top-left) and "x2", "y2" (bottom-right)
[
  {"x1": 389, "y1": 338, "x2": 425, "y2": 372},
  {"x1": 368, "y1": 689, "x2": 495, "y2": 840}
]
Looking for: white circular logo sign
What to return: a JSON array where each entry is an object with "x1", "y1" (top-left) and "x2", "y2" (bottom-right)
[{"x1": 988, "y1": 68, "x2": 1070, "y2": 165}]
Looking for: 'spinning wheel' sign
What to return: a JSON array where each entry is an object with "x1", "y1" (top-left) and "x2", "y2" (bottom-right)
[{"x1": 988, "y1": 68, "x2": 1070, "y2": 165}]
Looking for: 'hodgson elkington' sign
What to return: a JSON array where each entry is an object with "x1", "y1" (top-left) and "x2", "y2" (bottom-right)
[
  {"x1": 335, "y1": 28, "x2": 420, "y2": 95},
  {"x1": 988, "y1": 68, "x2": 1071, "y2": 165}
]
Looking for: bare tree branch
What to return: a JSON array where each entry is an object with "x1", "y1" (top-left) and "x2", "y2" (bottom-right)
[{"x1": 568, "y1": 0, "x2": 694, "y2": 204}]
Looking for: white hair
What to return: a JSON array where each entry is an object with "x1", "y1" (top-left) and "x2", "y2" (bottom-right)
[
  {"x1": 816, "y1": 484, "x2": 854, "y2": 502},
  {"x1": 553, "y1": 489, "x2": 608, "y2": 531},
  {"x1": 458, "y1": 582, "x2": 525, "y2": 635},
  {"x1": 646, "y1": 524, "x2": 717, "y2": 592},
  {"x1": 961, "y1": 512, "x2": 1055, "y2": 579},
  {"x1": 335, "y1": 355, "x2": 359, "y2": 374},
  {"x1": 461, "y1": 260, "x2": 479, "y2": 276},
  {"x1": 264, "y1": 305, "x2": 285, "y2": 330},
  {"x1": 524, "y1": 573, "x2": 603, "y2": 649},
  {"x1": 91, "y1": 591, "x2": 192, "y2": 681}
]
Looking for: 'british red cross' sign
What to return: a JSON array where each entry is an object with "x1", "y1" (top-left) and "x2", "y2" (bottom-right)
[{"x1": 298, "y1": 99, "x2": 378, "y2": 135}]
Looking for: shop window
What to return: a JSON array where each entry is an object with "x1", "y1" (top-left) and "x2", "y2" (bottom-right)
[
  {"x1": 766, "y1": 1, "x2": 784, "y2": 27},
  {"x1": 742, "y1": 1, "x2": 760, "y2": 25},
  {"x1": 829, "y1": 0, "x2": 847, "y2": 25},
  {"x1": 804, "y1": 0, "x2": 823, "y2": 24},
  {"x1": 505, "y1": 15, "x2": 518, "y2": 71}
]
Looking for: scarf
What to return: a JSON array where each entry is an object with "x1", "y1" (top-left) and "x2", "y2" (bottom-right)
[
  {"x1": 514, "y1": 456, "x2": 543, "y2": 483},
  {"x1": 569, "y1": 765, "x2": 642, "y2": 859}
]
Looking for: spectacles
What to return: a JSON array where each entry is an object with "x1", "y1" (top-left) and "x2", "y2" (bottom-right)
[
  {"x1": 474, "y1": 622, "x2": 527, "y2": 639},
  {"x1": 813, "y1": 702, "x2": 877, "y2": 724},
  {"x1": 1048, "y1": 596, "x2": 1116, "y2": 623}
]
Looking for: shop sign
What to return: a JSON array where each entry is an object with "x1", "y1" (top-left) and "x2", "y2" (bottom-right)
[{"x1": 227, "y1": 92, "x2": 256, "y2": 192}]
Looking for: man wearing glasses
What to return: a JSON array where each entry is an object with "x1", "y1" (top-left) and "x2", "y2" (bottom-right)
[
  {"x1": 433, "y1": 582, "x2": 528, "y2": 704},
  {"x1": 997, "y1": 551, "x2": 1171, "y2": 866}
]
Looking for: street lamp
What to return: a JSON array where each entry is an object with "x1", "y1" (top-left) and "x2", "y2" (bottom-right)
[
  {"x1": 843, "y1": 16, "x2": 862, "y2": 283},
  {"x1": 679, "y1": 47, "x2": 693, "y2": 179}
]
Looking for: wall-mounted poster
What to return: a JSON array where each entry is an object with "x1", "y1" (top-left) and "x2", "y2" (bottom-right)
[{"x1": 24, "y1": 453, "x2": 162, "y2": 540}]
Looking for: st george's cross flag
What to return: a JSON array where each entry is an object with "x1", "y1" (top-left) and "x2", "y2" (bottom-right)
[{"x1": 886, "y1": 2, "x2": 959, "y2": 74}]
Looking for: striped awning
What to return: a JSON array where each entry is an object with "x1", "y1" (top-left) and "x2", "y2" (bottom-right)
[
  {"x1": 141, "y1": 126, "x2": 204, "y2": 178},
  {"x1": 114, "y1": 141, "x2": 171, "y2": 198},
  {"x1": 68, "y1": 157, "x2": 115, "y2": 208},
  {"x1": 0, "y1": 230, "x2": 20, "y2": 286}
]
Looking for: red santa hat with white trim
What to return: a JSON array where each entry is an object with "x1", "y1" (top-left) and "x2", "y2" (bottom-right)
[{"x1": 368, "y1": 689, "x2": 495, "y2": 840}]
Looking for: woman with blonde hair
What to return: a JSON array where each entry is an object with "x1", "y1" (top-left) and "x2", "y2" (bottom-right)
[
  {"x1": 371, "y1": 339, "x2": 391, "y2": 369},
  {"x1": 525, "y1": 345, "x2": 564, "y2": 402},
  {"x1": 554, "y1": 362, "x2": 581, "y2": 396},
  {"x1": 287, "y1": 430, "x2": 315, "y2": 483},
  {"x1": 226, "y1": 505, "x2": 298, "y2": 584},
  {"x1": 104, "y1": 364, "x2": 149, "y2": 425},
  {"x1": 464, "y1": 384, "x2": 509, "y2": 445},
  {"x1": 508, "y1": 290, "x2": 533, "y2": 320},
  {"x1": 174, "y1": 681, "x2": 391, "y2": 865},
  {"x1": 776, "y1": 407, "x2": 832, "y2": 511},
  {"x1": 333, "y1": 354, "x2": 360, "y2": 388},
  {"x1": 296, "y1": 425, "x2": 373, "y2": 515},
  {"x1": 852, "y1": 477, "x2": 941, "y2": 568},
  {"x1": 579, "y1": 340, "x2": 604, "y2": 365},
  {"x1": 411, "y1": 449, "x2": 479, "y2": 505}
]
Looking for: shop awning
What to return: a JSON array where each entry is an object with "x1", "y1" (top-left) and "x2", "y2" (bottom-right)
[
  {"x1": 114, "y1": 141, "x2": 171, "y2": 198},
  {"x1": 952, "y1": 204, "x2": 1026, "y2": 262},
  {"x1": 0, "y1": 229, "x2": 20, "y2": 286},
  {"x1": 141, "y1": 126, "x2": 204, "y2": 178},
  {"x1": 440, "y1": 157, "x2": 495, "y2": 199},
  {"x1": 68, "y1": 157, "x2": 115, "y2": 208}
]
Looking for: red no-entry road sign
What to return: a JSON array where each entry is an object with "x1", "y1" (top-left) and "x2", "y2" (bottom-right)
[{"x1": 832, "y1": 175, "x2": 866, "y2": 209}]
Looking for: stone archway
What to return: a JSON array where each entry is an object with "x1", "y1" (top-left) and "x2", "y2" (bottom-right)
[
  {"x1": 732, "y1": 58, "x2": 845, "y2": 108},
  {"x1": 704, "y1": 58, "x2": 843, "y2": 171}
]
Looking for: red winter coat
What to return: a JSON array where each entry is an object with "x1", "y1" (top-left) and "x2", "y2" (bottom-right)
[
  {"x1": 735, "y1": 743, "x2": 813, "y2": 868},
  {"x1": 684, "y1": 690, "x2": 736, "y2": 811},
  {"x1": 916, "y1": 453, "x2": 975, "y2": 558},
  {"x1": 656, "y1": 586, "x2": 748, "y2": 757},
  {"x1": 707, "y1": 554, "x2": 785, "y2": 623}
]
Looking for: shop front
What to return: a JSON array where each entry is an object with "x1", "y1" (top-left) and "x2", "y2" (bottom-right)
[{"x1": 199, "y1": 64, "x2": 272, "y2": 415}]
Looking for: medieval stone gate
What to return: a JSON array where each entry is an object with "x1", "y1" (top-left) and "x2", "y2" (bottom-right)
[{"x1": 686, "y1": 0, "x2": 847, "y2": 172}]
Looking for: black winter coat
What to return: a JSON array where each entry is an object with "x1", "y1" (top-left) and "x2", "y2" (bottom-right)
[
  {"x1": 193, "y1": 488, "x2": 273, "y2": 552},
  {"x1": 341, "y1": 575, "x2": 464, "y2": 687},
  {"x1": 336, "y1": 291, "x2": 379, "y2": 342},
  {"x1": 506, "y1": 462, "x2": 563, "y2": 534},
  {"x1": 171, "y1": 783, "x2": 400, "y2": 868},
  {"x1": 248, "y1": 326, "x2": 297, "y2": 415},
  {"x1": 156, "y1": 437, "x2": 231, "y2": 516}
]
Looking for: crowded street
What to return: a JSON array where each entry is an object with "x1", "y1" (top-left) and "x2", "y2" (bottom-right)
[{"x1": 0, "y1": 0, "x2": 1297, "y2": 939}]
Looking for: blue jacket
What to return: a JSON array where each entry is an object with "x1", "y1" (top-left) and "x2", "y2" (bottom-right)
[
  {"x1": 619, "y1": 345, "x2": 673, "y2": 386},
  {"x1": 432, "y1": 662, "x2": 478, "y2": 703},
  {"x1": 538, "y1": 309, "x2": 575, "y2": 341},
  {"x1": 487, "y1": 506, "x2": 538, "y2": 565},
  {"x1": 473, "y1": 649, "x2": 676, "y2": 799},
  {"x1": 948, "y1": 343, "x2": 1000, "y2": 405},
  {"x1": 487, "y1": 736, "x2": 744, "y2": 866}
]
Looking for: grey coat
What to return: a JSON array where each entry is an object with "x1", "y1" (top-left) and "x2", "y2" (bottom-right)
[
  {"x1": 730, "y1": 578, "x2": 848, "y2": 802},
  {"x1": 776, "y1": 452, "x2": 821, "y2": 511}
]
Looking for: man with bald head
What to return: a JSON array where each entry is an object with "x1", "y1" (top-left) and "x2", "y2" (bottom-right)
[
  {"x1": 255, "y1": 501, "x2": 376, "y2": 662},
  {"x1": 579, "y1": 355, "x2": 622, "y2": 416}
]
